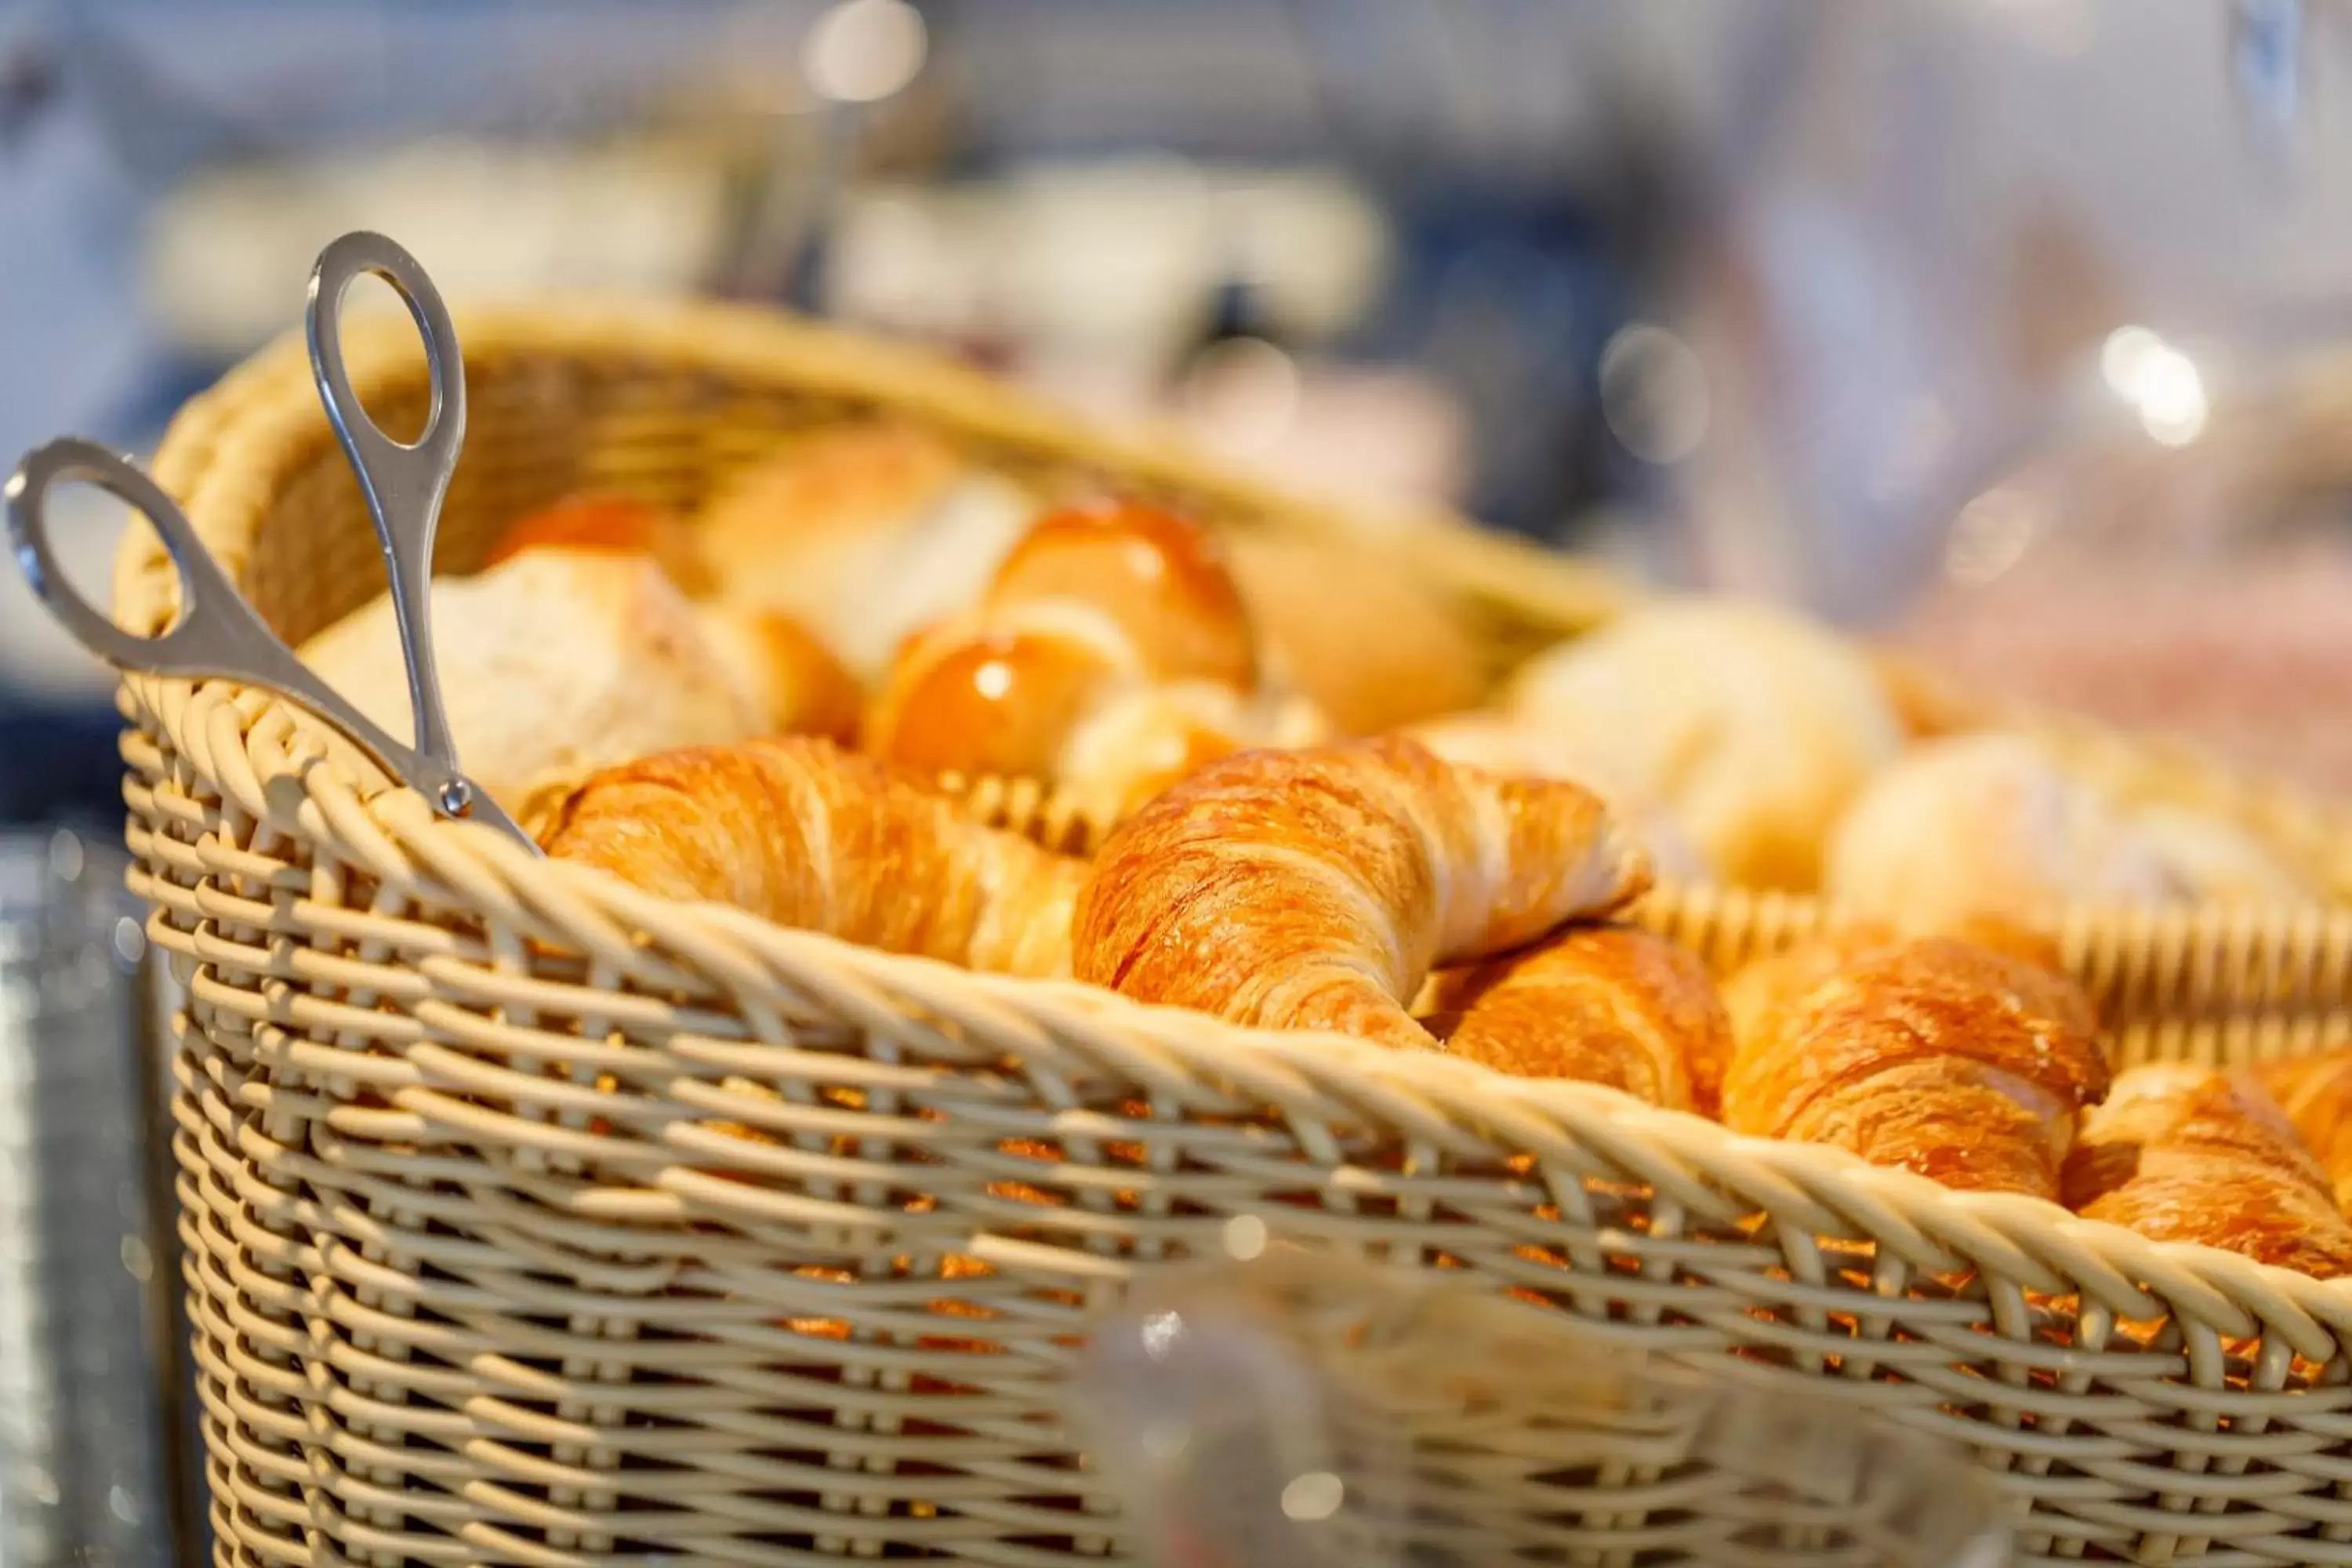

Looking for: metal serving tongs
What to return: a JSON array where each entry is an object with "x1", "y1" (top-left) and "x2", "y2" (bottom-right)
[{"x1": 3, "y1": 230, "x2": 535, "y2": 851}]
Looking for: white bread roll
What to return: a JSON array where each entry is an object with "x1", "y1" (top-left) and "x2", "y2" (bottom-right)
[
  {"x1": 1825, "y1": 733, "x2": 2173, "y2": 926},
  {"x1": 299, "y1": 550, "x2": 756, "y2": 825},
  {"x1": 1504, "y1": 600, "x2": 1903, "y2": 890}
]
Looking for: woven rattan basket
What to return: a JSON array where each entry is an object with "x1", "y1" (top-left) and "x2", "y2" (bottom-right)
[{"x1": 118, "y1": 300, "x2": 2352, "y2": 1567}]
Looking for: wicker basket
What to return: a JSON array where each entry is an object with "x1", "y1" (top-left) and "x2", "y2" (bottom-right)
[{"x1": 118, "y1": 300, "x2": 2352, "y2": 1568}]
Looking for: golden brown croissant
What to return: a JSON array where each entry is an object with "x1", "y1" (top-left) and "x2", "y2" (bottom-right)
[
  {"x1": 1425, "y1": 927, "x2": 1732, "y2": 1113},
  {"x1": 1072, "y1": 736, "x2": 1650, "y2": 1049},
  {"x1": 2252, "y1": 1047, "x2": 2352, "y2": 1215},
  {"x1": 866, "y1": 499, "x2": 1329, "y2": 811},
  {"x1": 1720, "y1": 933, "x2": 2109, "y2": 1197},
  {"x1": 543, "y1": 736, "x2": 1084, "y2": 978},
  {"x1": 2063, "y1": 1064, "x2": 2352, "y2": 1277}
]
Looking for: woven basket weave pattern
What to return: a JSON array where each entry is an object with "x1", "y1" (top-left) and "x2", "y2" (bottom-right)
[{"x1": 121, "y1": 304, "x2": 2352, "y2": 1567}]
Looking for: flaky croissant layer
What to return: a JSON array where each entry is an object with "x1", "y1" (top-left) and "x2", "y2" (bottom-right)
[
  {"x1": 1721, "y1": 932, "x2": 2110, "y2": 1199},
  {"x1": 544, "y1": 736, "x2": 1085, "y2": 978},
  {"x1": 1073, "y1": 737, "x2": 1650, "y2": 1048}
]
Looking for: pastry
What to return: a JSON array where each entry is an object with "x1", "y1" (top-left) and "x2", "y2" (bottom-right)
[
  {"x1": 1225, "y1": 531, "x2": 1488, "y2": 735},
  {"x1": 543, "y1": 735, "x2": 1084, "y2": 978},
  {"x1": 298, "y1": 550, "x2": 753, "y2": 818},
  {"x1": 1425, "y1": 926, "x2": 1733, "y2": 1112},
  {"x1": 2064, "y1": 1064, "x2": 2352, "y2": 1277},
  {"x1": 1072, "y1": 736, "x2": 1650, "y2": 1050},
  {"x1": 1720, "y1": 931, "x2": 2109, "y2": 1197},
  {"x1": 1504, "y1": 600, "x2": 1903, "y2": 890},
  {"x1": 2252, "y1": 1047, "x2": 2352, "y2": 1214},
  {"x1": 866, "y1": 499, "x2": 1330, "y2": 816},
  {"x1": 696, "y1": 422, "x2": 1037, "y2": 677},
  {"x1": 1824, "y1": 734, "x2": 2174, "y2": 927}
]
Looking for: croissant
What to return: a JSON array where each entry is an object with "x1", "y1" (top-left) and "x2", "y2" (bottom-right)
[
  {"x1": 2252, "y1": 1047, "x2": 2352, "y2": 1214},
  {"x1": 1425, "y1": 927, "x2": 1732, "y2": 1113},
  {"x1": 866, "y1": 499, "x2": 1329, "y2": 811},
  {"x1": 2064, "y1": 1064, "x2": 2352, "y2": 1277},
  {"x1": 1720, "y1": 932, "x2": 2109, "y2": 1197},
  {"x1": 1073, "y1": 737, "x2": 1650, "y2": 1049},
  {"x1": 543, "y1": 735, "x2": 1084, "y2": 978}
]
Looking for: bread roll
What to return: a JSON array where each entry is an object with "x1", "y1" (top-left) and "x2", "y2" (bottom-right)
[
  {"x1": 2064, "y1": 1064, "x2": 2352, "y2": 1277},
  {"x1": 1225, "y1": 532, "x2": 1487, "y2": 735},
  {"x1": 1824, "y1": 735, "x2": 2176, "y2": 927},
  {"x1": 696, "y1": 423, "x2": 1036, "y2": 676},
  {"x1": 1721, "y1": 931, "x2": 2109, "y2": 1198},
  {"x1": 866, "y1": 499, "x2": 1329, "y2": 812},
  {"x1": 298, "y1": 550, "x2": 754, "y2": 818},
  {"x1": 1073, "y1": 737, "x2": 1649, "y2": 1049},
  {"x1": 1504, "y1": 601, "x2": 1903, "y2": 890}
]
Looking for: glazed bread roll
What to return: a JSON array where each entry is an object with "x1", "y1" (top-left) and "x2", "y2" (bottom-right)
[
  {"x1": 1425, "y1": 926, "x2": 1733, "y2": 1113},
  {"x1": 1225, "y1": 532, "x2": 1488, "y2": 735},
  {"x1": 1721, "y1": 932, "x2": 2110, "y2": 1198},
  {"x1": 543, "y1": 735, "x2": 1083, "y2": 978},
  {"x1": 2063, "y1": 1065, "x2": 2352, "y2": 1277},
  {"x1": 298, "y1": 550, "x2": 755, "y2": 820},
  {"x1": 1409, "y1": 711, "x2": 1713, "y2": 884},
  {"x1": 1073, "y1": 736, "x2": 1650, "y2": 1050},
  {"x1": 2253, "y1": 1047, "x2": 2352, "y2": 1214},
  {"x1": 866, "y1": 499, "x2": 1329, "y2": 816},
  {"x1": 1504, "y1": 600, "x2": 1904, "y2": 891},
  {"x1": 696, "y1": 423, "x2": 1037, "y2": 677},
  {"x1": 1825, "y1": 735, "x2": 2174, "y2": 927}
]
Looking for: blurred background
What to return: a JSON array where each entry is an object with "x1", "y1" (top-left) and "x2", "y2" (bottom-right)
[
  {"x1": 7, "y1": 4, "x2": 2352, "y2": 1561},
  {"x1": 13, "y1": 1, "x2": 2352, "y2": 820}
]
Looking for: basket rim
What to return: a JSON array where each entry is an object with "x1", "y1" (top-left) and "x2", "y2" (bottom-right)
[{"x1": 117, "y1": 296, "x2": 2352, "y2": 1323}]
